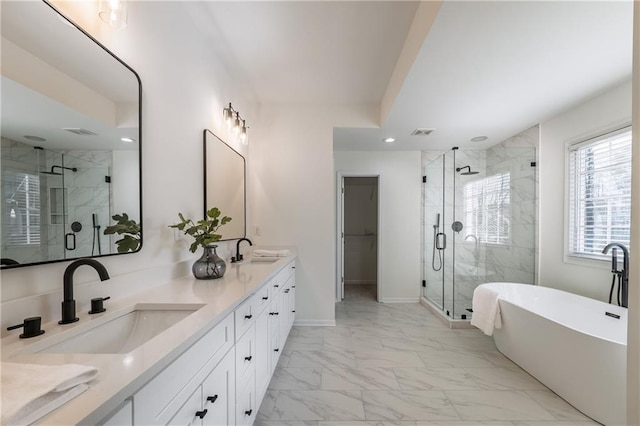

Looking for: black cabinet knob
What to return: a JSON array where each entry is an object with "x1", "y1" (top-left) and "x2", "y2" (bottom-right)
[
  {"x1": 274, "y1": 348, "x2": 279, "y2": 352},
  {"x1": 7, "y1": 316, "x2": 45, "y2": 339},
  {"x1": 262, "y1": 296, "x2": 269, "y2": 300},
  {"x1": 274, "y1": 284, "x2": 279, "y2": 288},
  {"x1": 89, "y1": 296, "x2": 110, "y2": 314},
  {"x1": 284, "y1": 289, "x2": 290, "y2": 293},
  {"x1": 245, "y1": 409, "x2": 253, "y2": 416},
  {"x1": 195, "y1": 409, "x2": 208, "y2": 419},
  {"x1": 245, "y1": 355, "x2": 253, "y2": 362},
  {"x1": 206, "y1": 395, "x2": 218, "y2": 404},
  {"x1": 244, "y1": 314, "x2": 253, "y2": 319}
]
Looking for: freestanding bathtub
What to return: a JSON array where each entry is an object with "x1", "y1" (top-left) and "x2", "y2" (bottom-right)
[{"x1": 480, "y1": 282, "x2": 627, "y2": 426}]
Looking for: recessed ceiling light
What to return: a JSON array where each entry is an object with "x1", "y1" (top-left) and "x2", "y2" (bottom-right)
[
  {"x1": 383, "y1": 137, "x2": 395, "y2": 143},
  {"x1": 470, "y1": 136, "x2": 488, "y2": 142},
  {"x1": 24, "y1": 135, "x2": 46, "y2": 142},
  {"x1": 121, "y1": 137, "x2": 135, "y2": 143}
]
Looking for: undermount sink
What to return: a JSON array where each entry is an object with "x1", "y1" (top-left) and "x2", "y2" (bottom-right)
[
  {"x1": 24, "y1": 303, "x2": 204, "y2": 355},
  {"x1": 249, "y1": 257, "x2": 279, "y2": 264}
]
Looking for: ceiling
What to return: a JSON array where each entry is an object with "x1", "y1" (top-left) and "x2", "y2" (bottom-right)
[{"x1": 190, "y1": 1, "x2": 633, "y2": 151}]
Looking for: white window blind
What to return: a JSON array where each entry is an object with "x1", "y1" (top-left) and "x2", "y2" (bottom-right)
[
  {"x1": 463, "y1": 172, "x2": 510, "y2": 245},
  {"x1": 568, "y1": 127, "x2": 631, "y2": 259},
  {"x1": 3, "y1": 171, "x2": 41, "y2": 245}
]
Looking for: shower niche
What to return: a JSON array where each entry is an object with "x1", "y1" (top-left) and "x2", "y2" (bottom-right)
[{"x1": 423, "y1": 140, "x2": 537, "y2": 321}]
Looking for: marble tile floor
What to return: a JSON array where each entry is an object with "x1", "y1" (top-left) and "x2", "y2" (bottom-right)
[{"x1": 256, "y1": 285, "x2": 597, "y2": 426}]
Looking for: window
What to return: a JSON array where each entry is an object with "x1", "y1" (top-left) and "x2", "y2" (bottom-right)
[
  {"x1": 3, "y1": 171, "x2": 41, "y2": 245},
  {"x1": 464, "y1": 172, "x2": 510, "y2": 245},
  {"x1": 568, "y1": 127, "x2": 631, "y2": 259}
]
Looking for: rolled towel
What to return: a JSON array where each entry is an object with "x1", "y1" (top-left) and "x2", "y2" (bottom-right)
[
  {"x1": 470, "y1": 284, "x2": 502, "y2": 336},
  {"x1": 1, "y1": 362, "x2": 98, "y2": 425},
  {"x1": 254, "y1": 249, "x2": 290, "y2": 257}
]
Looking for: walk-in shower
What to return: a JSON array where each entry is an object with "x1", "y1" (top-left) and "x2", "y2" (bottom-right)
[
  {"x1": 422, "y1": 143, "x2": 537, "y2": 321},
  {"x1": 2, "y1": 144, "x2": 112, "y2": 264}
]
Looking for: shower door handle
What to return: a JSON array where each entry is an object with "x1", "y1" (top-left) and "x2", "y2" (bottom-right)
[
  {"x1": 436, "y1": 232, "x2": 446, "y2": 250},
  {"x1": 65, "y1": 233, "x2": 76, "y2": 251}
]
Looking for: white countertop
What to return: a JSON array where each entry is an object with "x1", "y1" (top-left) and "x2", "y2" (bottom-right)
[{"x1": 1, "y1": 250, "x2": 297, "y2": 425}]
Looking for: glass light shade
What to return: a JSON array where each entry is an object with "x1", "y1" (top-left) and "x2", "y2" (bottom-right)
[
  {"x1": 224, "y1": 105, "x2": 233, "y2": 128},
  {"x1": 240, "y1": 123, "x2": 248, "y2": 145},
  {"x1": 233, "y1": 114, "x2": 241, "y2": 134},
  {"x1": 99, "y1": 0, "x2": 128, "y2": 29}
]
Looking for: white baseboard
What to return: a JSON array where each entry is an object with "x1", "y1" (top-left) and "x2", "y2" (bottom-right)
[
  {"x1": 293, "y1": 319, "x2": 336, "y2": 327},
  {"x1": 379, "y1": 297, "x2": 420, "y2": 303}
]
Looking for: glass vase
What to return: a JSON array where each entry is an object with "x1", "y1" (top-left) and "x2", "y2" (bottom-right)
[{"x1": 192, "y1": 244, "x2": 226, "y2": 279}]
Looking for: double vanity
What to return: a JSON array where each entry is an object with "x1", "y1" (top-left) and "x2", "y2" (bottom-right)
[{"x1": 1, "y1": 252, "x2": 297, "y2": 425}]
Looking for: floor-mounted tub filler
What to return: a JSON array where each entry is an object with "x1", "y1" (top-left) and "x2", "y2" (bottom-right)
[{"x1": 473, "y1": 282, "x2": 626, "y2": 426}]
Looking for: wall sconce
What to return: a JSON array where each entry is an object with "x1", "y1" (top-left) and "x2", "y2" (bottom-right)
[
  {"x1": 99, "y1": 0, "x2": 128, "y2": 29},
  {"x1": 223, "y1": 103, "x2": 249, "y2": 145}
]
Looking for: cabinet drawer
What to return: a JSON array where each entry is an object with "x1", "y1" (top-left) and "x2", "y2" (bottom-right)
[
  {"x1": 236, "y1": 322, "x2": 256, "y2": 383},
  {"x1": 133, "y1": 314, "x2": 234, "y2": 425},
  {"x1": 253, "y1": 284, "x2": 271, "y2": 314},
  {"x1": 234, "y1": 297, "x2": 256, "y2": 341}
]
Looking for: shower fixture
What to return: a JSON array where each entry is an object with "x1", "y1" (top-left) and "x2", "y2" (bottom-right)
[
  {"x1": 41, "y1": 166, "x2": 78, "y2": 175},
  {"x1": 455, "y1": 166, "x2": 479, "y2": 175}
]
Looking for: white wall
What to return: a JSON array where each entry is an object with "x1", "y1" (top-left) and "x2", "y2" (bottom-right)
[
  {"x1": 1, "y1": 3, "x2": 254, "y2": 306},
  {"x1": 250, "y1": 104, "x2": 378, "y2": 325},
  {"x1": 335, "y1": 151, "x2": 422, "y2": 303},
  {"x1": 539, "y1": 80, "x2": 631, "y2": 300}
]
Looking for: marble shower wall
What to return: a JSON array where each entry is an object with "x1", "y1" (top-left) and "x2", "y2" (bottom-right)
[
  {"x1": 421, "y1": 125, "x2": 539, "y2": 319},
  {"x1": 1, "y1": 138, "x2": 113, "y2": 263}
]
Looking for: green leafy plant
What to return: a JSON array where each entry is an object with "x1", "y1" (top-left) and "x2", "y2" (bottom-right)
[
  {"x1": 104, "y1": 213, "x2": 141, "y2": 253},
  {"x1": 169, "y1": 207, "x2": 232, "y2": 253}
]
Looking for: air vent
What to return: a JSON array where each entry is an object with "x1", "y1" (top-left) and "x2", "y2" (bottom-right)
[
  {"x1": 62, "y1": 128, "x2": 98, "y2": 136},
  {"x1": 411, "y1": 128, "x2": 435, "y2": 136}
]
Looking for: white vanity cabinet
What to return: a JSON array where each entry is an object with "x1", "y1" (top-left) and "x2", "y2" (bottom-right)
[
  {"x1": 104, "y1": 259, "x2": 296, "y2": 426},
  {"x1": 133, "y1": 314, "x2": 235, "y2": 425},
  {"x1": 167, "y1": 349, "x2": 235, "y2": 426},
  {"x1": 100, "y1": 400, "x2": 132, "y2": 426}
]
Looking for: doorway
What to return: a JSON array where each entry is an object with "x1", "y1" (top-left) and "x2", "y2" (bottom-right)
[{"x1": 338, "y1": 176, "x2": 379, "y2": 302}]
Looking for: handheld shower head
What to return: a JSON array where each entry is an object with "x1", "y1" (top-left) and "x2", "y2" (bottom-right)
[{"x1": 456, "y1": 166, "x2": 479, "y2": 176}]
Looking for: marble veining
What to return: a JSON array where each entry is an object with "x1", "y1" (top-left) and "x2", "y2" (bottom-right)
[{"x1": 258, "y1": 285, "x2": 596, "y2": 425}]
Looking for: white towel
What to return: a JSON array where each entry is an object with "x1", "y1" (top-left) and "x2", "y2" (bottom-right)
[
  {"x1": 470, "y1": 285, "x2": 502, "y2": 336},
  {"x1": 1, "y1": 362, "x2": 98, "y2": 426},
  {"x1": 254, "y1": 249, "x2": 290, "y2": 257}
]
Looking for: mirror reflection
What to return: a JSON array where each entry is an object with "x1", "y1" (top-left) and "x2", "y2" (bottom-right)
[
  {"x1": 1, "y1": 1, "x2": 142, "y2": 268},
  {"x1": 203, "y1": 130, "x2": 245, "y2": 240}
]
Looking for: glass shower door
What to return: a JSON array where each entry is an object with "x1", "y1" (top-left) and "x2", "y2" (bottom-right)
[{"x1": 423, "y1": 156, "x2": 446, "y2": 310}]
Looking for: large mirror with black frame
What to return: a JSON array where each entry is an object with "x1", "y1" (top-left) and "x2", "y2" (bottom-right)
[
  {"x1": 203, "y1": 130, "x2": 246, "y2": 240},
  {"x1": 0, "y1": 1, "x2": 142, "y2": 269}
]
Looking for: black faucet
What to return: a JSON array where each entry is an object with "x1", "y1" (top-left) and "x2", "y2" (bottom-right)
[
  {"x1": 233, "y1": 238, "x2": 253, "y2": 263},
  {"x1": 60, "y1": 258, "x2": 110, "y2": 324},
  {"x1": 602, "y1": 243, "x2": 629, "y2": 308}
]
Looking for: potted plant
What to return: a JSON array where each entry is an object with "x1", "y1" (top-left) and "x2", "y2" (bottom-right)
[
  {"x1": 104, "y1": 213, "x2": 141, "y2": 253},
  {"x1": 169, "y1": 207, "x2": 232, "y2": 279}
]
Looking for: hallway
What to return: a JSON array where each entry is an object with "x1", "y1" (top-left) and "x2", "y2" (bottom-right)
[{"x1": 256, "y1": 285, "x2": 596, "y2": 424}]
